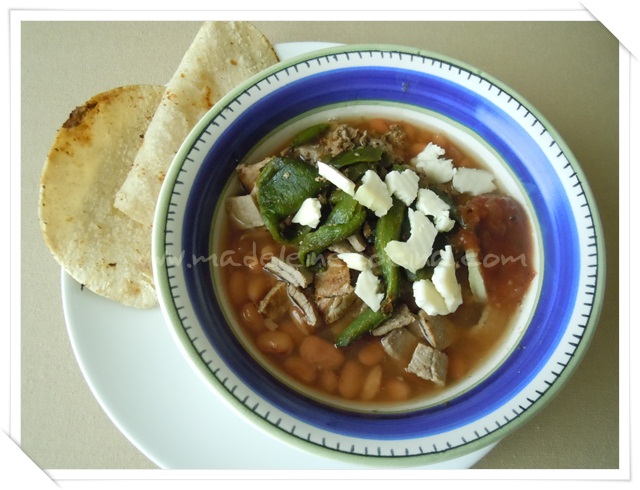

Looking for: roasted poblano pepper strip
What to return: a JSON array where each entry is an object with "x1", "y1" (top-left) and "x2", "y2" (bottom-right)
[
  {"x1": 335, "y1": 308, "x2": 390, "y2": 348},
  {"x1": 298, "y1": 190, "x2": 366, "y2": 266},
  {"x1": 289, "y1": 123, "x2": 330, "y2": 148},
  {"x1": 341, "y1": 162, "x2": 374, "y2": 182},
  {"x1": 403, "y1": 264, "x2": 435, "y2": 282},
  {"x1": 256, "y1": 157, "x2": 329, "y2": 243},
  {"x1": 330, "y1": 146, "x2": 384, "y2": 168},
  {"x1": 335, "y1": 199, "x2": 407, "y2": 348},
  {"x1": 375, "y1": 198, "x2": 407, "y2": 309}
]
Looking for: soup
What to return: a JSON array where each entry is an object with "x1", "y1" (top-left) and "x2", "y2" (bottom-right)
[{"x1": 218, "y1": 118, "x2": 535, "y2": 406}]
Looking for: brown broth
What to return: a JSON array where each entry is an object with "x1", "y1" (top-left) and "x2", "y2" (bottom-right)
[{"x1": 217, "y1": 118, "x2": 535, "y2": 407}]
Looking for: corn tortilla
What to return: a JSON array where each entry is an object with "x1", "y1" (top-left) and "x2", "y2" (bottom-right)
[
  {"x1": 114, "y1": 21, "x2": 279, "y2": 226},
  {"x1": 39, "y1": 85, "x2": 164, "y2": 308}
]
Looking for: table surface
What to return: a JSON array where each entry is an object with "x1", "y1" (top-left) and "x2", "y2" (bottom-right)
[{"x1": 20, "y1": 20, "x2": 620, "y2": 470}]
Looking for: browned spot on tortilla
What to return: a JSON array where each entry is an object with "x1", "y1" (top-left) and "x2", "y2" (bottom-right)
[
  {"x1": 52, "y1": 139, "x2": 74, "y2": 157},
  {"x1": 204, "y1": 86, "x2": 213, "y2": 109},
  {"x1": 230, "y1": 59, "x2": 238, "y2": 65},
  {"x1": 62, "y1": 102, "x2": 97, "y2": 129},
  {"x1": 127, "y1": 281, "x2": 141, "y2": 296}
]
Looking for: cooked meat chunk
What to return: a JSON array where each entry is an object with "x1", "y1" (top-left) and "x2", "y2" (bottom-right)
[
  {"x1": 236, "y1": 156, "x2": 270, "y2": 192},
  {"x1": 225, "y1": 195, "x2": 264, "y2": 229},
  {"x1": 264, "y1": 256, "x2": 313, "y2": 288},
  {"x1": 371, "y1": 304, "x2": 416, "y2": 336},
  {"x1": 383, "y1": 124, "x2": 408, "y2": 149},
  {"x1": 257, "y1": 282, "x2": 289, "y2": 321},
  {"x1": 324, "y1": 124, "x2": 359, "y2": 157},
  {"x1": 407, "y1": 343, "x2": 448, "y2": 386},
  {"x1": 314, "y1": 255, "x2": 353, "y2": 297},
  {"x1": 380, "y1": 328, "x2": 419, "y2": 362},
  {"x1": 287, "y1": 285, "x2": 318, "y2": 327},
  {"x1": 289, "y1": 144, "x2": 321, "y2": 163},
  {"x1": 315, "y1": 292, "x2": 357, "y2": 324},
  {"x1": 312, "y1": 254, "x2": 357, "y2": 324},
  {"x1": 415, "y1": 310, "x2": 452, "y2": 350}
]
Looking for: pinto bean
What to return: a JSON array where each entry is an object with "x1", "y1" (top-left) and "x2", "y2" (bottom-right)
[
  {"x1": 338, "y1": 360, "x2": 365, "y2": 400},
  {"x1": 284, "y1": 356, "x2": 317, "y2": 385},
  {"x1": 299, "y1": 335, "x2": 345, "y2": 370},
  {"x1": 383, "y1": 377, "x2": 412, "y2": 402},
  {"x1": 319, "y1": 370, "x2": 338, "y2": 394},
  {"x1": 256, "y1": 331, "x2": 294, "y2": 356},
  {"x1": 290, "y1": 307, "x2": 314, "y2": 333},
  {"x1": 358, "y1": 341, "x2": 385, "y2": 367},
  {"x1": 279, "y1": 318, "x2": 308, "y2": 345},
  {"x1": 360, "y1": 365, "x2": 383, "y2": 401},
  {"x1": 240, "y1": 302, "x2": 265, "y2": 333},
  {"x1": 247, "y1": 274, "x2": 271, "y2": 303}
]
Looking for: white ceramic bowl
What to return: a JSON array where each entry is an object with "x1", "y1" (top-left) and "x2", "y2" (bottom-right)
[{"x1": 152, "y1": 43, "x2": 605, "y2": 466}]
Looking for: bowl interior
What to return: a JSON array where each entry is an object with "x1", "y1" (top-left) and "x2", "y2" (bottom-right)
[
  {"x1": 153, "y1": 44, "x2": 603, "y2": 462},
  {"x1": 209, "y1": 103, "x2": 543, "y2": 413}
]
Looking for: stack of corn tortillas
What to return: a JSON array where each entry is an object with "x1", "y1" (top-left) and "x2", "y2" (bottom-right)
[
  {"x1": 115, "y1": 21, "x2": 278, "y2": 227},
  {"x1": 38, "y1": 21, "x2": 279, "y2": 308}
]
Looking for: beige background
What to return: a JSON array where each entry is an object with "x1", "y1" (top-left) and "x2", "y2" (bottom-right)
[{"x1": 21, "y1": 21, "x2": 619, "y2": 469}]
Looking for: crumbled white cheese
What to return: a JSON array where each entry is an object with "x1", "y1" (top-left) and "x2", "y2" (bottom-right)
[
  {"x1": 410, "y1": 143, "x2": 456, "y2": 184},
  {"x1": 384, "y1": 169, "x2": 419, "y2": 206},
  {"x1": 452, "y1": 167, "x2": 496, "y2": 195},
  {"x1": 317, "y1": 161, "x2": 356, "y2": 196},
  {"x1": 292, "y1": 197, "x2": 322, "y2": 228},
  {"x1": 337, "y1": 252, "x2": 371, "y2": 272},
  {"x1": 413, "y1": 142, "x2": 446, "y2": 162},
  {"x1": 354, "y1": 169, "x2": 393, "y2": 217},
  {"x1": 413, "y1": 278, "x2": 449, "y2": 316},
  {"x1": 465, "y1": 249, "x2": 488, "y2": 302},
  {"x1": 346, "y1": 233, "x2": 367, "y2": 252},
  {"x1": 431, "y1": 245, "x2": 463, "y2": 313},
  {"x1": 415, "y1": 188, "x2": 455, "y2": 232},
  {"x1": 384, "y1": 209, "x2": 438, "y2": 273},
  {"x1": 354, "y1": 268, "x2": 384, "y2": 312}
]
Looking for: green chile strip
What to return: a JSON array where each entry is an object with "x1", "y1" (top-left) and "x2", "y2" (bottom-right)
[
  {"x1": 335, "y1": 199, "x2": 406, "y2": 348},
  {"x1": 375, "y1": 198, "x2": 406, "y2": 308},
  {"x1": 289, "y1": 123, "x2": 330, "y2": 147},
  {"x1": 330, "y1": 146, "x2": 383, "y2": 168},
  {"x1": 298, "y1": 191, "x2": 366, "y2": 266},
  {"x1": 335, "y1": 308, "x2": 389, "y2": 348},
  {"x1": 256, "y1": 157, "x2": 329, "y2": 243}
]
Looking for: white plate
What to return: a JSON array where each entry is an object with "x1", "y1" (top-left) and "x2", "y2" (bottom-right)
[{"x1": 60, "y1": 42, "x2": 498, "y2": 470}]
